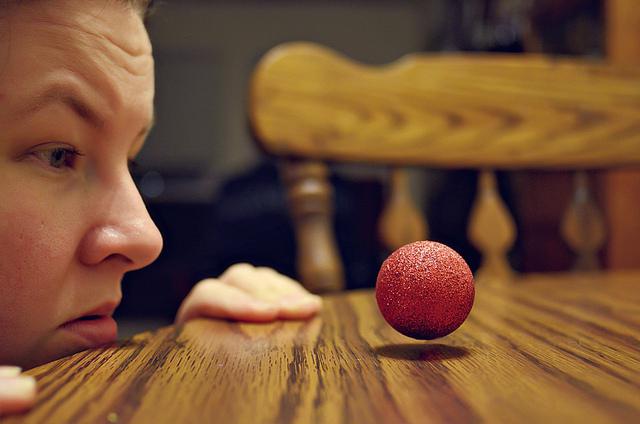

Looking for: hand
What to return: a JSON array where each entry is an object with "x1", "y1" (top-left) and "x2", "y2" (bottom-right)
[
  {"x1": 176, "y1": 263, "x2": 322, "y2": 324},
  {"x1": 0, "y1": 366, "x2": 36, "y2": 416}
]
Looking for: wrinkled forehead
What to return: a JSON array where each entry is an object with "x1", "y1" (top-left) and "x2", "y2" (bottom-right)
[
  {"x1": 3, "y1": 0, "x2": 151, "y2": 54},
  {"x1": 0, "y1": 0, "x2": 154, "y2": 110}
]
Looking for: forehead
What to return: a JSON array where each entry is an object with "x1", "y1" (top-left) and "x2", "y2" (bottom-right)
[{"x1": 0, "y1": 0, "x2": 154, "y2": 116}]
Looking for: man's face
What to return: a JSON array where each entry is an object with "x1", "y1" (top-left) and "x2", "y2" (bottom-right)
[{"x1": 0, "y1": 0, "x2": 163, "y2": 368}]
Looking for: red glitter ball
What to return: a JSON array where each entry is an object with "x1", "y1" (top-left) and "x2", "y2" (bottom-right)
[{"x1": 375, "y1": 240, "x2": 475, "y2": 340}]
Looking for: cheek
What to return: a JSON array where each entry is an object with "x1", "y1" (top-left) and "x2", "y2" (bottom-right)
[
  {"x1": 0, "y1": 199, "x2": 81, "y2": 340},
  {"x1": 0, "y1": 206, "x2": 73, "y2": 278}
]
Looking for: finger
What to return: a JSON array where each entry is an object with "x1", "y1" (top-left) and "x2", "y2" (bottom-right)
[
  {"x1": 219, "y1": 264, "x2": 280, "y2": 301},
  {"x1": 0, "y1": 367, "x2": 22, "y2": 378},
  {"x1": 220, "y1": 264, "x2": 323, "y2": 319},
  {"x1": 241, "y1": 267, "x2": 323, "y2": 318},
  {"x1": 276, "y1": 293, "x2": 323, "y2": 320},
  {"x1": 255, "y1": 267, "x2": 312, "y2": 296},
  {"x1": 175, "y1": 279, "x2": 279, "y2": 324},
  {"x1": 220, "y1": 264, "x2": 310, "y2": 303},
  {"x1": 0, "y1": 376, "x2": 36, "y2": 416}
]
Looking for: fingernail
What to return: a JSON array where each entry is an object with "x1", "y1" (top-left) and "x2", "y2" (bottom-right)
[
  {"x1": 0, "y1": 376, "x2": 37, "y2": 397},
  {"x1": 0, "y1": 366, "x2": 22, "y2": 378}
]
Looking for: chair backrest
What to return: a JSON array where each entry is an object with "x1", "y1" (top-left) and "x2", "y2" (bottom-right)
[{"x1": 249, "y1": 42, "x2": 640, "y2": 292}]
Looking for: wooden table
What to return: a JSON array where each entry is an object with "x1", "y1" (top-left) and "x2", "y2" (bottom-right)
[{"x1": 8, "y1": 272, "x2": 640, "y2": 423}]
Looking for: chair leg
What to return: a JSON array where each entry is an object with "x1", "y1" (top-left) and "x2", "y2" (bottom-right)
[{"x1": 280, "y1": 159, "x2": 345, "y2": 293}]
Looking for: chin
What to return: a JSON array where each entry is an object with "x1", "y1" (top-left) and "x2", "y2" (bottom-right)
[
  {"x1": 21, "y1": 347, "x2": 76, "y2": 370},
  {"x1": 22, "y1": 335, "x2": 103, "y2": 370}
]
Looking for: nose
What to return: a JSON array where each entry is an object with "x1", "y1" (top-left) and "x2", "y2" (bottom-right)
[{"x1": 78, "y1": 176, "x2": 163, "y2": 272}]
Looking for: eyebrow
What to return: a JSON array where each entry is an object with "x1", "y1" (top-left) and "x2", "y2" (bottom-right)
[{"x1": 16, "y1": 85, "x2": 154, "y2": 139}]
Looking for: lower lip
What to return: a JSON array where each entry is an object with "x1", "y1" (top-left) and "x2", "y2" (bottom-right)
[{"x1": 60, "y1": 316, "x2": 118, "y2": 348}]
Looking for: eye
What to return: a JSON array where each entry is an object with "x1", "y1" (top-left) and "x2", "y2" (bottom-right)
[{"x1": 31, "y1": 145, "x2": 83, "y2": 170}]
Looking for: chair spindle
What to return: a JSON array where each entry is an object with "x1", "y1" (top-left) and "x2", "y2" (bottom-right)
[
  {"x1": 281, "y1": 159, "x2": 345, "y2": 293},
  {"x1": 560, "y1": 171, "x2": 606, "y2": 271},
  {"x1": 378, "y1": 168, "x2": 429, "y2": 252},
  {"x1": 468, "y1": 169, "x2": 516, "y2": 283}
]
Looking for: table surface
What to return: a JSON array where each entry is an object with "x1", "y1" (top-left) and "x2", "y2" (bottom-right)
[{"x1": 8, "y1": 272, "x2": 640, "y2": 424}]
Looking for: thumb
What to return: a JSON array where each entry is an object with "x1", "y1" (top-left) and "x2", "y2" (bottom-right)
[{"x1": 0, "y1": 367, "x2": 36, "y2": 416}]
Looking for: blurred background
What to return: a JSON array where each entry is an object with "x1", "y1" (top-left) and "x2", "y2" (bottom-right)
[{"x1": 116, "y1": 0, "x2": 638, "y2": 331}]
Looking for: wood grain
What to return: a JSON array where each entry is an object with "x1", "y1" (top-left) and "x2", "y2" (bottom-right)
[
  {"x1": 250, "y1": 42, "x2": 640, "y2": 169},
  {"x1": 8, "y1": 272, "x2": 640, "y2": 424}
]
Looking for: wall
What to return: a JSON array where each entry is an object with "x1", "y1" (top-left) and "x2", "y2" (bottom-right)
[{"x1": 139, "y1": 0, "x2": 442, "y2": 202}]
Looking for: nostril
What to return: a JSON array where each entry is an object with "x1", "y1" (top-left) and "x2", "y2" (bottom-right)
[{"x1": 104, "y1": 253, "x2": 133, "y2": 265}]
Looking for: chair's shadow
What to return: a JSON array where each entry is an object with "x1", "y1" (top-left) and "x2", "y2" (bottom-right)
[{"x1": 374, "y1": 343, "x2": 469, "y2": 361}]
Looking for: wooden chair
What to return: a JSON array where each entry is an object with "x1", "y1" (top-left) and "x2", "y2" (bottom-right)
[{"x1": 248, "y1": 42, "x2": 640, "y2": 293}]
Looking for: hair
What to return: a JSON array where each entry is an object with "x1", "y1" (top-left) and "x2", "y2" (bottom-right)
[
  {"x1": 0, "y1": 1, "x2": 155, "y2": 21},
  {"x1": 121, "y1": 0, "x2": 155, "y2": 21}
]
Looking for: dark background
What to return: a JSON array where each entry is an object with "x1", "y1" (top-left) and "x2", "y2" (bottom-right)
[{"x1": 117, "y1": 0, "x2": 603, "y2": 322}]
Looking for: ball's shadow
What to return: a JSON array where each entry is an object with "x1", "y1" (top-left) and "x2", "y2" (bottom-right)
[{"x1": 374, "y1": 343, "x2": 470, "y2": 361}]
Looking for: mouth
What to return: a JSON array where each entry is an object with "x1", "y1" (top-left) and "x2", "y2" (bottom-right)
[
  {"x1": 74, "y1": 314, "x2": 108, "y2": 321},
  {"x1": 59, "y1": 302, "x2": 119, "y2": 348}
]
